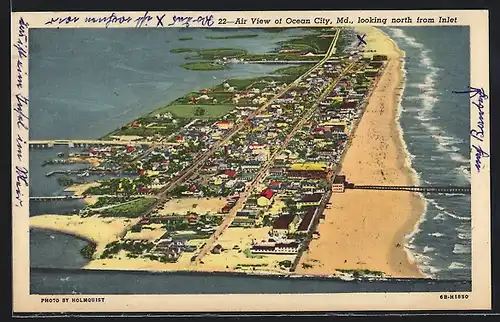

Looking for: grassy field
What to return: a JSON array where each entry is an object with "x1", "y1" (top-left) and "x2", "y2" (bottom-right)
[
  {"x1": 189, "y1": 48, "x2": 249, "y2": 60},
  {"x1": 170, "y1": 48, "x2": 196, "y2": 53},
  {"x1": 206, "y1": 34, "x2": 258, "y2": 40},
  {"x1": 181, "y1": 62, "x2": 225, "y2": 71},
  {"x1": 213, "y1": 77, "x2": 283, "y2": 91},
  {"x1": 272, "y1": 65, "x2": 312, "y2": 77},
  {"x1": 99, "y1": 198, "x2": 157, "y2": 218},
  {"x1": 107, "y1": 122, "x2": 183, "y2": 138},
  {"x1": 154, "y1": 104, "x2": 234, "y2": 119},
  {"x1": 166, "y1": 92, "x2": 234, "y2": 106},
  {"x1": 278, "y1": 33, "x2": 333, "y2": 53}
]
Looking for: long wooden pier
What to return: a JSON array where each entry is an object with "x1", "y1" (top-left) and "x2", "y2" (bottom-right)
[
  {"x1": 29, "y1": 140, "x2": 180, "y2": 149},
  {"x1": 347, "y1": 185, "x2": 471, "y2": 194},
  {"x1": 30, "y1": 196, "x2": 84, "y2": 201}
]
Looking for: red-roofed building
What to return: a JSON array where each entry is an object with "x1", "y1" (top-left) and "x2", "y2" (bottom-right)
[
  {"x1": 138, "y1": 169, "x2": 145, "y2": 175},
  {"x1": 187, "y1": 213, "x2": 199, "y2": 224},
  {"x1": 269, "y1": 181, "x2": 281, "y2": 190},
  {"x1": 249, "y1": 143, "x2": 266, "y2": 149},
  {"x1": 260, "y1": 188, "x2": 274, "y2": 199},
  {"x1": 138, "y1": 186, "x2": 151, "y2": 194},
  {"x1": 257, "y1": 188, "x2": 275, "y2": 207},
  {"x1": 224, "y1": 169, "x2": 237, "y2": 178},
  {"x1": 269, "y1": 181, "x2": 282, "y2": 191}
]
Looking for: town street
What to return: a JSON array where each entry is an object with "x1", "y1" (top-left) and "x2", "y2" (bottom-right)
[{"x1": 192, "y1": 29, "x2": 344, "y2": 263}]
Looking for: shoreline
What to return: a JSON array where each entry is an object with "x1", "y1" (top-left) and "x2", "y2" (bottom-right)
[
  {"x1": 385, "y1": 29, "x2": 429, "y2": 278},
  {"x1": 295, "y1": 26, "x2": 426, "y2": 278},
  {"x1": 31, "y1": 265, "x2": 447, "y2": 282},
  {"x1": 30, "y1": 214, "x2": 138, "y2": 255}
]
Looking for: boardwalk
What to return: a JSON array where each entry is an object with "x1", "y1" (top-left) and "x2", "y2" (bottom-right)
[{"x1": 347, "y1": 185, "x2": 471, "y2": 194}]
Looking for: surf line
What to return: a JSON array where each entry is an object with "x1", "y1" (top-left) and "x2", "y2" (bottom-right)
[{"x1": 452, "y1": 86, "x2": 489, "y2": 172}]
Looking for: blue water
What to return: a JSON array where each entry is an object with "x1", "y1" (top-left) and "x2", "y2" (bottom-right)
[
  {"x1": 384, "y1": 27, "x2": 471, "y2": 280},
  {"x1": 29, "y1": 28, "x2": 312, "y2": 140},
  {"x1": 27, "y1": 27, "x2": 471, "y2": 294}
]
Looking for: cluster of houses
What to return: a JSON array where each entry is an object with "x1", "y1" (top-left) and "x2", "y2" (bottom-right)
[
  {"x1": 102, "y1": 50, "x2": 384, "y2": 258},
  {"x1": 63, "y1": 37, "x2": 386, "y2": 262},
  {"x1": 245, "y1": 55, "x2": 385, "y2": 255},
  {"x1": 109, "y1": 212, "x2": 224, "y2": 262}
]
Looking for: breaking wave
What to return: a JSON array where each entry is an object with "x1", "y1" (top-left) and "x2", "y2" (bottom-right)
[{"x1": 452, "y1": 244, "x2": 470, "y2": 254}]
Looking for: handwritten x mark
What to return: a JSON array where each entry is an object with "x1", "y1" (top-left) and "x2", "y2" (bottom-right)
[
  {"x1": 357, "y1": 34, "x2": 367, "y2": 47},
  {"x1": 156, "y1": 14, "x2": 165, "y2": 27}
]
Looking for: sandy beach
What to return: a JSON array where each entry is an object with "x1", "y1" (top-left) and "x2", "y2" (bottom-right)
[
  {"x1": 30, "y1": 214, "x2": 138, "y2": 254},
  {"x1": 296, "y1": 27, "x2": 426, "y2": 278},
  {"x1": 64, "y1": 182, "x2": 101, "y2": 205},
  {"x1": 67, "y1": 156, "x2": 102, "y2": 167},
  {"x1": 157, "y1": 197, "x2": 226, "y2": 215}
]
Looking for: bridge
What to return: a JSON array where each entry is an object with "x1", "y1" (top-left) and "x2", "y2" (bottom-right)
[
  {"x1": 245, "y1": 60, "x2": 320, "y2": 65},
  {"x1": 347, "y1": 185, "x2": 471, "y2": 194},
  {"x1": 29, "y1": 140, "x2": 180, "y2": 149},
  {"x1": 30, "y1": 196, "x2": 85, "y2": 201}
]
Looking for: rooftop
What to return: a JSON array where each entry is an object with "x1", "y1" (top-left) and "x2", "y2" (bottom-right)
[
  {"x1": 297, "y1": 207, "x2": 317, "y2": 231},
  {"x1": 333, "y1": 175, "x2": 346, "y2": 184},
  {"x1": 299, "y1": 193, "x2": 323, "y2": 203},
  {"x1": 289, "y1": 162, "x2": 328, "y2": 172},
  {"x1": 272, "y1": 214, "x2": 295, "y2": 230}
]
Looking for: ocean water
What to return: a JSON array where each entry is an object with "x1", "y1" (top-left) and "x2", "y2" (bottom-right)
[
  {"x1": 383, "y1": 27, "x2": 471, "y2": 280},
  {"x1": 27, "y1": 27, "x2": 471, "y2": 294}
]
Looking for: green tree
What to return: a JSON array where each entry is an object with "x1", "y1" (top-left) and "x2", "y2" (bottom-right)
[
  {"x1": 262, "y1": 215, "x2": 272, "y2": 226},
  {"x1": 194, "y1": 106, "x2": 206, "y2": 116}
]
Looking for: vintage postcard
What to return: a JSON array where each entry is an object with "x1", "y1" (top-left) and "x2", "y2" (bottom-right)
[{"x1": 12, "y1": 9, "x2": 490, "y2": 313}]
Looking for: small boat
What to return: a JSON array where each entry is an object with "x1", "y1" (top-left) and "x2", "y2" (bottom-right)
[{"x1": 77, "y1": 171, "x2": 90, "y2": 177}]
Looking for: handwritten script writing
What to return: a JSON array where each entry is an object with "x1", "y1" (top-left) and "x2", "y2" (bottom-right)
[
  {"x1": 14, "y1": 18, "x2": 28, "y2": 89},
  {"x1": 133, "y1": 12, "x2": 167, "y2": 28},
  {"x1": 16, "y1": 134, "x2": 26, "y2": 163},
  {"x1": 15, "y1": 166, "x2": 29, "y2": 207},
  {"x1": 13, "y1": 17, "x2": 29, "y2": 208},
  {"x1": 453, "y1": 86, "x2": 489, "y2": 172},
  {"x1": 45, "y1": 13, "x2": 133, "y2": 28},
  {"x1": 43, "y1": 12, "x2": 181, "y2": 28},
  {"x1": 168, "y1": 15, "x2": 215, "y2": 28},
  {"x1": 14, "y1": 94, "x2": 29, "y2": 131}
]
